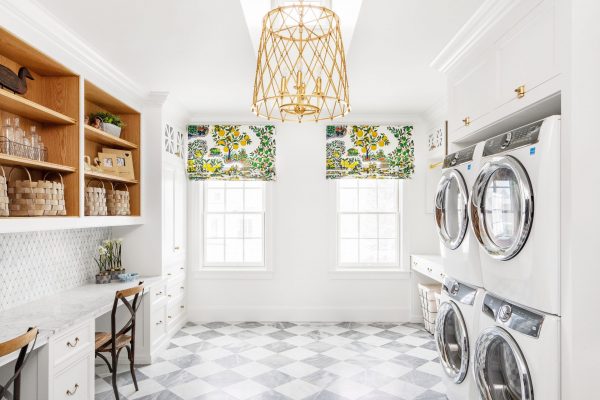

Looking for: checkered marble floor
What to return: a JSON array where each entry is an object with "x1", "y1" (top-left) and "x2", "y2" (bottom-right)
[{"x1": 95, "y1": 322, "x2": 447, "y2": 400}]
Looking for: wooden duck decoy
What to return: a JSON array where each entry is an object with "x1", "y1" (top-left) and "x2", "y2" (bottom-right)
[{"x1": 0, "y1": 66, "x2": 34, "y2": 95}]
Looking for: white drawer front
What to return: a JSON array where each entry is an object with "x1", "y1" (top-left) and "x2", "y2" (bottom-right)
[
  {"x1": 167, "y1": 297, "x2": 185, "y2": 326},
  {"x1": 52, "y1": 321, "x2": 93, "y2": 368},
  {"x1": 165, "y1": 264, "x2": 186, "y2": 279},
  {"x1": 166, "y1": 276, "x2": 186, "y2": 300},
  {"x1": 53, "y1": 356, "x2": 91, "y2": 400},
  {"x1": 152, "y1": 284, "x2": 167, "y2": 306}
]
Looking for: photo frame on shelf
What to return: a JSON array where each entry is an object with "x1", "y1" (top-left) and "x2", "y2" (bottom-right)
[
  {"x1": 102, "y1": 147, "x2": 135, "y2": 179},
  {"x1": 96, "y1": 152, "x2": 117, "y2": 173}
]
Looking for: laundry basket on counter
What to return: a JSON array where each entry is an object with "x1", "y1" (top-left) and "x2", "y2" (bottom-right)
[{"x1": 418, "y1": 283, "x2": 441, "y2": 334}]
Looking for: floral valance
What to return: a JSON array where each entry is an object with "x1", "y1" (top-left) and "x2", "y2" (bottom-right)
[
  {"x1": 326, "y1": 125, "x2": 414, "y2": 179},
  {"x1": 187, "y1": 125, "x2": 276, "y2": 181}
]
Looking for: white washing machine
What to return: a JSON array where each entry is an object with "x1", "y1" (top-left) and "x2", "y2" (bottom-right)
[
  {"x1": 435, "y1": 276, "x2": 485, "y2": 400},
  {"x1": 470, "y1": 115, "x2": 561, "y2": 315},
  {"x1": 474, "y1": 292, "x2": 560, "y2": 400},
  {"x1": 434, "y1": 143, "x2": 484, "y2": 287}
]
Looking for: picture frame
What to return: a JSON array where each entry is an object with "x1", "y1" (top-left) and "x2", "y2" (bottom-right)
[
  {"x1": 102, "y1": 147, "x2": 135, "y2": 179},
  {"x1": 96, "y1": 152, "x2": 117, "y2": 173}
]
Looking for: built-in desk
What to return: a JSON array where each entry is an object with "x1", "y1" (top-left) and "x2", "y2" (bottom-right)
[{"x1": 0, "y1": 276, "x2": 168, "y2": 399}]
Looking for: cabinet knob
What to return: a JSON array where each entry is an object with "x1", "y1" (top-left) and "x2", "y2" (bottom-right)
[
  {"x1": 156, "y1": 320, "x2": 163, "y2": 326},
  {"x1": 515, "y1": 85, "x2": 526, "y2": 98},
  {"x1": 180, "y1": 305, "x2": 185, "y2": 309},
  {"x1": 66, "y1": 383, "x2": 79, "y2": 396},
  {"x1": 174, "y1": 246, "x2": 181, "y2": 250},
  {"x1": 462, "y1": 117, "x2": 471, "y2": 126},
  {"x1": 66, "y1": 337, "x2": 79, "y2": 348}
]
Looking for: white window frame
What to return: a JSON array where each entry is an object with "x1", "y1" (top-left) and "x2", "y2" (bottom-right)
[
  {"x1": 331, "y1": 180, "x2": 406, "y2": 276},
  {"x1": 190, "y1": 181, "x2": 273, "y2": 279}
]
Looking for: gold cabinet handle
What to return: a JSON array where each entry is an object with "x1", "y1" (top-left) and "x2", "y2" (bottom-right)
[
  {"x1": 515, "y1": 85, "x2": 526, "y2": 98},
  {"x1": 462, "y1": 117, "x2": 471, "y2": 126},
  {"x1": 66, "y1": 337, "x2": 79, "y2": 348},
  {"x1": 66, "y1": 383, "x2": 79, "y2": 396}
]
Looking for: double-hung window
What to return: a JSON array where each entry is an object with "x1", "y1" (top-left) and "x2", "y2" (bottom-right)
[
  {"x1": 203, "y1": 181, "x2": 265, "y2": 267},
  {"x1": 337, "y1": 179, "x2": 400, "y2": 268}
]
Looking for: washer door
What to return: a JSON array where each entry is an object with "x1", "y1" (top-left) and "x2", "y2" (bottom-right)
[
  {"x1": 474, "y1": 327, "x2": 533, "y2": 400},
  {"x1": 435, "y1": 301, "x2": 469, "y2": 383},
  {"x1": 470, "y1": 156, "x2": 533, "y2": 260},
  {"x1": 435, "y1": 169, "x2": 469, "y2": 250}
]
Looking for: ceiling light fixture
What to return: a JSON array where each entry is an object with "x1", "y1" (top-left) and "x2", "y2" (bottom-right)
[{"x1": 252, "y1": 1, "x2": 350, "y2": 122}]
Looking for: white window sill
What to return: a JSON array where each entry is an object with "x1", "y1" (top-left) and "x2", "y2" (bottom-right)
[
  {"x1": 192, "y1": 268, "x2": 273, "y2": 280},
  {"x1": 329, "y1": 268, "x2": 411, "y2": 280}
]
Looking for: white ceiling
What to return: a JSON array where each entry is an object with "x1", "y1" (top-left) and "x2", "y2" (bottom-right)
[{"x1": 36, "y1": 0, "x2": 480, "y2": 117}]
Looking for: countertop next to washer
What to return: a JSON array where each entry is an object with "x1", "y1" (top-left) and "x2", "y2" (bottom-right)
[{"x1": 411, "y1": 254, "x2": 445, "y2": 283}]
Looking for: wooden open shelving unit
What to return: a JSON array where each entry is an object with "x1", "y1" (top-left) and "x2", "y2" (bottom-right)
[
  {"x1": 84, "y1": 80, "x2": 141, "y2": 216},
  {"x1": 0, "y1": 27, "x2": 143, "y2": 223}
]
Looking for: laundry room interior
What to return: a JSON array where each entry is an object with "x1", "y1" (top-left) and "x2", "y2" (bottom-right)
[{"x1": 0, "y1": 0, "x2": 598, "y2": 399}]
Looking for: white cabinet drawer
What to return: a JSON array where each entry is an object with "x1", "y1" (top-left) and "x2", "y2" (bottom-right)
[
  {"x1": 167, "y1": 297, "x2": 185, "y2": 329},
  {"x1": 53, "y1": 356, "x2": 91, "y2": 400},
  {"x1": 151, "y1": 284, "x2": 167, "y2": 306},
  {"x1": 51, "y1": 321, "x2": 93, "y2": 369},
  {"x1": 165, "y1": 264, "x2": 186, "y2": 279},
  {"x1": 166, "y1": 276, "x2": 186, "y2": 300}
]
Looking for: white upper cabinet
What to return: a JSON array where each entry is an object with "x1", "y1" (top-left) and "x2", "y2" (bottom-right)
[
  {"x1": 434, "y1": 0, "x2": 561, "y2": 144},
  {"x1": 162, "y1": 157, "x2": 186, "y2": 265}
]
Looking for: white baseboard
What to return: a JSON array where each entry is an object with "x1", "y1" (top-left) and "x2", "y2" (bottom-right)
[{"x1": 187, "y1": 306, "x2": 413, "y2": 323}]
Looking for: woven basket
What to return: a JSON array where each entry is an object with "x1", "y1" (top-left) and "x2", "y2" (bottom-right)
[
  {"x1": 0, "y1": 166, "x2": 9, "y2": 217},
  {"x1": 7, "y1": 167, "x2": 67, "y2": 217},
  {"x1": 85, "y1": 179, "x2": 107, "y2": 216},
  {"x1": 106, "y1": 182, "x2": 130, "y2": 216}
]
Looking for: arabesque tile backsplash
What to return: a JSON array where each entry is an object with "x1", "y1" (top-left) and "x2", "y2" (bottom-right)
[{"x1": 0, "y1": 228, "x2": 111, "y2": 311}]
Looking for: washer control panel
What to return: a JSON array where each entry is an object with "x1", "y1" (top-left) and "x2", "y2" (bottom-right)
[
  {"x1": 483, "y1": 119, "x2": 543, "y2": 157},
  {"x1": 442, "y1": 276, "x2": 476, "y2": 305},
  {"x1": 482, "y1": 293, "x2": 545, "y2": 338},
  {"x1": 443, "y1": 144, "x2": 477, "y2": 169}
]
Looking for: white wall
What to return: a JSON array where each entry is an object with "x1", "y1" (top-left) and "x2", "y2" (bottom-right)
[{"x1": 187, "y1": 116, "x2": 439, "y2": 322}]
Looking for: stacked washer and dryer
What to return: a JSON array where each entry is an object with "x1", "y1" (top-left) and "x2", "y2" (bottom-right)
[{"x1": 434, "y1": 115, "x2": 561, "y2": 400}]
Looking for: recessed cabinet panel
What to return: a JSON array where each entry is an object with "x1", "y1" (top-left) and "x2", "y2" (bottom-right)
[
  {"x1": 496, "y1": 0, "x2": 558, "y2": 105},
  {"x1": 448, "y1": 54, "x2": 497, "y2": 133}
]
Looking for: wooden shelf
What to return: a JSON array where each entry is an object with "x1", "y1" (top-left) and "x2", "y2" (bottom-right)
[
  {"x1": 84, "y1": 125, "x2": 138, "y2": 149},
  {"x1": 0, "y1": 88, "x2": 76, "y2": 125},
  {"x1": 84, "y1": 170, "x2": 138, "y2": 184},
  {"x1": 0, "y1": 153, "x2": 76, "y2": 173}
]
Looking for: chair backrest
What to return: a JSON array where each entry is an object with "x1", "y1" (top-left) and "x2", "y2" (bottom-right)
[
  {"x1": 109, "y1": 282, "x2": 144, "y2": 347},
  {"x1": 0, "y1": 327, "x2": 38, "y2": 399}
]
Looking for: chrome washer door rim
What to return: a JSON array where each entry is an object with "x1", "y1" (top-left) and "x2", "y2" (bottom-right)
[
  {"x1": 470, "y1": 156, "x2": 533, "y2": 260},
  {"x1": 435, "y1": 169, "x2": 469, "y2": 250},
  {"x1": 435, "y1": 301, "x2": 469, "y2": 383},
  {"x1": 474, "y1": 326, "x2": 533, "y2": 400}
]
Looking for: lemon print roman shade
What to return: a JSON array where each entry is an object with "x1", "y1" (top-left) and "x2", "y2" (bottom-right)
[
  {"x1": 187, "y1": 125, "x2": 276, "y2": 181},
  {"x1": 326, "y1": 125, "x2": 414, "y2": 179}
]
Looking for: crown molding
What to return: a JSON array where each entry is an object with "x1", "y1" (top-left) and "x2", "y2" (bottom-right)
[
  {"x1": 430, "y1": 0, "x2": 522, "y2": 73},
  {"x1": 0, "y1": 0, "x2": 147, "y2": 107}
]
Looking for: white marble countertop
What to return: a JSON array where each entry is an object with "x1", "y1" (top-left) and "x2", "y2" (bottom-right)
[{"x1": 0, "y1": 276, "x2": 164, "y2": 350}]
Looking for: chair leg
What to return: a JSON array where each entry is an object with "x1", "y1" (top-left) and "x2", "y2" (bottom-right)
[
  {"x1": 13, "y1": 375, "x2": 21, "y2": 400},
  {"x1": 111, "y1": 351, "x2": 119, "y2": 400},
  {"x1": 126, "y1": 346, "x2": 138, "y2": 391}
]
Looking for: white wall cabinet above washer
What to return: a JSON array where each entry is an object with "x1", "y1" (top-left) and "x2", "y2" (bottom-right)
[{"x1": 435, "y1": 0, "x2": 561, "y2": 145}]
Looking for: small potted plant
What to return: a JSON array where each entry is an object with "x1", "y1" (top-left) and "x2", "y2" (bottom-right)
[
  {"x1": 95, "y1": 245, "x2": 111, "y2": 284},
  {"x1": 89, "y1": 111, "x2": 126, "y2": 138},
  {"x1": 103, "y1": 238, "x2": 126, "y2": 280}
]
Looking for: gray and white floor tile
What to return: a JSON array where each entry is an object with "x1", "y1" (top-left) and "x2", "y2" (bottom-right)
[{"x1": 95, "y1": 322, "x2": 447, "y2": 400}]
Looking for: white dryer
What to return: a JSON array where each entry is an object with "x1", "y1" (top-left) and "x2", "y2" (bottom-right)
[
  {"x1": 470, "y1": 116, "x2": 561, "y2": 315},
  {"x1": 474, "y1": 292, "x2": 560, "y2": 400},
  {"x1": 435, "y1": 143, "x2": 484, "y2": 287},
  {"x1": 435, "y1": 276, "x2": 485, "y2": 400}
]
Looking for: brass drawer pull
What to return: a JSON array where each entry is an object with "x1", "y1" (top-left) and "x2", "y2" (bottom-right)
[
  {"x1": 462, "y1": 116, "x2": 471, "y2": 126},
  {"x1": 66, "y1": 383, "x2": 79, "y2": 396},
  {"x1": 66, "y1": 337, "x2": 79, "y2": 348},
  {"x1": 515, "y1": 85, "x2": 525, "y2": 98}
]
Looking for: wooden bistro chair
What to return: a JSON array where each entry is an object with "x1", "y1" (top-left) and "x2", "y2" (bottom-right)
[
  {"x1": 0, "y1": 327, "x2": 39, "y2": 400},
  {"x1": 95, "y1": 282, "x2": 144, "y2": 399}
]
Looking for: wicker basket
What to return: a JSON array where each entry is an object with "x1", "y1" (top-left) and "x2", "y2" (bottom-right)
[
  {"x1": 106, "y1": 181, "x2": 130, "y2": 216},
  {"x1": 85, "y1": 179, "x2": 107, "y2": 216},
  {"x1": 418, "y1": 283, "x2": 441, "y2": 334},
  {"x1": 0, "y1": 166, "x2": 9, "y2": 217},
  {"x1": 7, "y1": 167, "x2": 66, "y2": 216}
]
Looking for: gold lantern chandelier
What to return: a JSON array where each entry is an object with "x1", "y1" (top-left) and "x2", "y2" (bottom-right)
[{"x1": 252, "y1": 1, "x2": 350, "y2": 122}]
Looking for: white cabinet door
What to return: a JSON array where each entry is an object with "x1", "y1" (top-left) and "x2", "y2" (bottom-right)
[
  {"x1": 173, "y1": 167, "x2": 186, "y2": 256},
  {"x1": 162, "y1": 165, "x2": 175, "y2": 263},
  {"x1": 496, "y1": 0, "x2": 559, "y2": 105},
  {"x1": 162, "y1": 159, "x2": 186, "y2": 264}
]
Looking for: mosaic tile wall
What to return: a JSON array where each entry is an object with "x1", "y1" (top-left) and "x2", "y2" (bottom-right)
[{"x1": 0, "y1": 227, "x2": 111, "y2": 311}]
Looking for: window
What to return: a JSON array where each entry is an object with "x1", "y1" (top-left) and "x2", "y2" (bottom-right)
[
  {"x1": 337, "y1": 179, "x2": 400, "y2": 267},
  {"x1": 203, "y1": 181, "x2": 265, "y2": 267}
]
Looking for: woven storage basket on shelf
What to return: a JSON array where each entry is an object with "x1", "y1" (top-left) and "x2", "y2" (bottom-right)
[
  {"x1": 85, "y1": 179, "x2": 107, "y2": 216},
  {"x1": 7, "y1": 167, "x2": 67, "y2": 216},
  {"x1": 106, "y1": 181, "x2": 130, "y2": 216},
  {"x1": 418, "y1": 283, "x2": 441, "y2": 334},
  {"x1": 0, "y1": 166, "x2": 9, "y2": 216}
]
